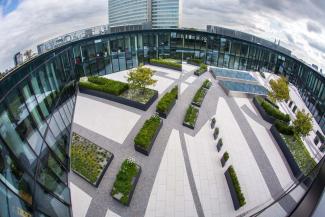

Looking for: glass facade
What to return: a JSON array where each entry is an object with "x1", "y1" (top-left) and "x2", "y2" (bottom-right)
[
  {"x1": 108, "y1": 0, "x2": 150, "y2": 26},
  {"x1": 152, "y1": 0, "x2": 180, "y2": 29},
  {"x1": 0, "y1": 28, "x2": 324, "y2": 216},
  {"x1": 0, "y1": 48, "x2": 77, "y2": 217}
]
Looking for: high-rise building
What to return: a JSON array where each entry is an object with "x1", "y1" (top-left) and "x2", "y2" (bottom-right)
[
  {"x1": 13, "y1": 52, "x2": 23, "y2": 66},
  {"x1": 108, "y1": 0, "x2": 182, "y2": 29}
]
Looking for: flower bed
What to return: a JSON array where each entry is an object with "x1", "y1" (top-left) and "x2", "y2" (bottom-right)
[
  {"x1": 149, "y1": 59, "x2": 182, "y2": 71},
  {"x1": 224, "y1": 166, "x2": 246, "y2": 210},
  {"x1": 270, "y1": 126, "x2": 316, "y2": 186},
  {"x1": 111, "y1": 159, "x2": 141, "y2": 206},
  {"x1": 191, "y1": 87, "x2": 207, "y2": 107},
  {"x1": 183, "y1": 105, "x2": 199, "y2": 129},
  {"x1": 134, "y1": 115, "x2": 163, "y2": 156},
  {"x1": 253, "y1": 96, "x2": 290, "y2": 124},
  {"x1": 194, "y1": 64, "x2": 207, "y2": 76},
  {"x1": 156, "y1": 86, "x2": 178, "y2": 118},
  {"x1": 71, "y1": 133, "x2": 114, "y2": 187},
  {"x1": 79, "y1": 76, "x2": 158, "y2": 111}
]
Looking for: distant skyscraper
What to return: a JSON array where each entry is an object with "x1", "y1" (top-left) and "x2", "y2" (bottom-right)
[
  {"x1": 13, "y1": 52, "x2": 23, "y2": 66},
  {"x1": 108, "y1": 0, "x2": 181, "y2": 29}
]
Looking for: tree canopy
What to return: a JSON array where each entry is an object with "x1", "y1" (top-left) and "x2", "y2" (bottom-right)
[
  {"x1": 127, "y1": 65, "x2": 157, "y2": 94},
  {"x1": 268, "y1": 76, "x2": 290, "y2": 102},
  {"x1": 293, "y1": 109, "x2": 313, "y2": 137}
]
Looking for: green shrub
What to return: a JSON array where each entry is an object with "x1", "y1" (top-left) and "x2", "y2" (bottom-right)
[
  {"x1": 156, "y1": 87, "x2": 178, "y2": 113},
  {"x1": 150, "y1": 59, "x2": 182, "y2": 70},
  {"x1": 184, "y1": 105, "x2": 199, "y2": 126},
  {"x1": 80, "y1": 76, "x2": 129, "y2": 96},
  {"x1": 261, "y1": 100, "x2": 290, "y2": 122},
  {"x1": 187, "y1": 58, "x2": 203, "y2": 65},
  {"x1": 202, "y1": 79, "x2": 212, "y2": 89},
  {"x1": 228, "y1": 166, "x2": 246, "y2": 207},
  {"x1": 192, "y1": 87, "x2": 207, "y2": 105},
  {"x1": 274, "y1": 120, "x2": 294, "y2": 135},
  {"x1": 134, "y1": 115, "x2": 161, "y2": 149},
  {"x1": 170, "y1": 85, "x2": 178, "y2": 98},
  {"x1": 282, "y1": 135, "x2": 317, "y2": 175},
  {"x1": 111, "y1": 159, "x2": 139, "y2": 205},
  {"x1": 223, "y1": 152, "x2": 229, "y2": 161},
  {"x1": 194, "y1": 64, "x2": 208, "y2": 76}
]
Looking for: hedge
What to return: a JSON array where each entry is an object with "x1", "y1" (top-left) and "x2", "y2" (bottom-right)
[
  {"x1": 194, "y1": 64, "x2": 207, "y2": 76},
  {"x1": 187, "y1": 58, "x2": 203, "y2": 65},
  {"x1": 156, "y1": 86, "x2": 178, "y2": 113},
  {"x1": 134, "y1": 115, "x2": 161, "y2": 149},
  {"x1": 202, "y1": 79, "x2": 212, "y2": 89},
  {"x1": 228, "y1": 166, "x2": 246, "y2": 207},
  {"x1": 184, "y1": 105, "x2": 199, "y2": 126},
  {"x1": 170, "y1": 85, "x2": 178, "y2": 98},
  {"x1": 150, "y1": 59, "x2": 182, "y2": 70},
  {"x1": 274, "y1": 120, "x2": 294, "y2": 135},
  {"x1": 260, "y1": 99, "x2": 290, "y2": 123},
  {"x1": 80, "y1": 76, "x2": 129, "y2": 96},
  {"x1": 192, "y1": 87, "x2": 207, "y2": 106},
  {"x1": 111, "y1": 159, "x2": 139, "y2": 205}
]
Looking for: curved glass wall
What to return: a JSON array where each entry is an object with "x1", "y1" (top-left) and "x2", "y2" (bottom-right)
[{"x1": 0, "y1": 28, "x2": 324, "y2": 216}]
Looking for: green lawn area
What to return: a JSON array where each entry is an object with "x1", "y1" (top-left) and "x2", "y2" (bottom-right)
[
  {"x1": 71, "y1": 133, "x2": 113, "y2": 185},
  {"x1": 282, "y1": 134, "x2": 317, "y2": 175}
]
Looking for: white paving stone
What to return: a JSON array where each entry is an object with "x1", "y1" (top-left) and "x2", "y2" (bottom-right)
[
  {"x1": 105, "y1": 209, "x2": 121, "y2": 217},
  {"x1": 182, "y1": 63, "x2": 198, "y2": 73},
  {"x1": 184, "y1": 97, "x2": 272, "y2": 217},
  {"x1": 145, "y1": 129, "x2": 197, "y2": 217},
  {"x1": 234, "y1": 97, "x2": 296, "y2": 190},
  {"x1": 184, "y1": 76, "x2": 197, "y2": 84},
  {"x1": 70, "y1": 182, "x2": 92, "y2": 217},
  {"x1": 180, "y1": 83, "x2": 189, "y2": 95},
  {"x1": 74, "y1": 95, "x2": 140, "y2": 144}
]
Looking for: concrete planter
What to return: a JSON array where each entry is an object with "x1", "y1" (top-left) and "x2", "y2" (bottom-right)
[
  {"x1": 191, "y1": 89, "x2": 207, "y2": 108},
  {"x1": 73, "y1": 153, "x2": 114, "y2": 187},
  {"x1": 183, "y1": 108, "x2": 199, "y2": 130},
  {"x1": 112, "y1": 164, "x2": 141, "y2": 206},
  {"x1": 292, "y1": 105, "x2": 297, "y2": 113},
  {"x1": 216, "y1": 139, "x2": 223, "y2": 152},
  {"x1": 221, "y1": 157, "x2": 227, "y2": 167},
  {"x1": 194, "y1": 69, "x2": 206, "y2": 76},
  {"x1": 156, "y1": 99, "x2": 176, "y2": 119},
  {"x1": 134, "y1": 120, "x2": 163, "y2": 156},
  {"x1": 149, "y1": 62, "x2": 182, "y2": 71},
  {"x1": 224, "y1": 169, "x2": 241, "y2": 210},
  {"x1": 253, "y1": 97, "x2": 277, "y2": 124},
  {"x1": 79, "y1": 87, "x2": 158, "y2": 111},
  {"x1": 211, "y1": 118, "x2": 216, "y2": 129},
  {"x1": 289, "y1": 101, "x2": 293, "y2": 108},
  {"x1": 270, "y1": 126, "x2": 311, "y2": 186}
]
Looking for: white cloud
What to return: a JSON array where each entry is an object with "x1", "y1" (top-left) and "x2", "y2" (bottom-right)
[{"x1": 0, "y1": 0, "x2": 324, "y2": 72}]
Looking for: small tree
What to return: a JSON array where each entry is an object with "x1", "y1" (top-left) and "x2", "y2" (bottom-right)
[
  {"x1": 293, "y1": 109, "x2": 313, "y2": 137},
  {"x1": 127, "y1": 65, "x2": 157, "y2": 95},
  {"x1": 268, "y1": 76, "x2": 290, "y2": 102}
]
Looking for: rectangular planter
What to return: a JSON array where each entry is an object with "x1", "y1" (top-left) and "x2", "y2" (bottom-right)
[
  {"x1": 79, "y1": 87, "x2": 158, "y2": 111},
  {"x1": 270, "y1": 126, "x2": 311, "y2": 186},
  {"x1": 156, "y1": 99, "x2": 176, "y2": 119},
  {"x1": 183, "y1": 121, "x2": 196, "y2": 130},
  {"x1": 224, "y1": 169, "x2": 241, "y2": 210},
  {"x1": 134, "y1": 120, "x2": 163, "y2": 156},
  {"x1": 253, "y1": 97, "x2": 277, "y2": 124},
  {"x1": 194, "y1": 70, "x2": 206, "y2": 76},
  {"x1": 216, "y1": 139, "x2": 223, "y2": 152},
  {"x1": 73, "y1": 153, "x2": 114, "y2": 187},
  {"x1": 191, "y1": 89, "x2": 207, "y2": 108},
  {"x1": 149, "y1": 62, "x2": 182, "y2": 71},
  {"x1": 221, "y1": 157, "x2": 227, "y2": 167},
  {"x1": 112, "y1": 164, "x2": 142, "y2": 206}
]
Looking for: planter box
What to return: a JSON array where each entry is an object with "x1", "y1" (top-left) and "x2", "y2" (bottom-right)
[
  {"x1": 314, "y1": 136, "x2": 319, "y2": 145},
  {"x1": 224, "y1": 169, "x2": 241, "y2": 210},
  {"x1": 270, "y1": 126, "x2": 311, "y2": 186},
  {"x1": 289, "y1": 101, "x2": 293, "y2": 108},
  {"x1": 216, "y1": 139, "x2": 223, "y2": 152},
  {"x1": 149, "y1": 62, "x2": 182, "y2": 71},
  {"x1": 191, "y1": 89, "x2": 207, "y2": 108},
  {"x1": 194, "y1": 70, "x2": 206, "y2": 76},
  {"x1": 73, "y1": 153, "x2": 114, "y2": 187},
  {"x1": 221, "y1": 157, "x2": 227, "y2": 167},
  {"x1": 253, "y1": 97, "x2": 277, "y2": 124},
  {"x1": 79, "y1": 87, "x2": 158, "y2": 111},
  {"x1": 183, "y1": 121, "x2": 196, "y2": 130},
  {"x1": 292, "y1": 105, "x2": 297, "y2": 113},
  {"x1": 211, "y1": 119, "x2": 216, "y2": 129},
  {"x1": 112, "y1": 164, "x2": 141, "y2": 206},
  {"x1": 134, "y1": 120, "x2": 163, "y2": 156},
  {"x1": 156, "y1": 99, "x2": 176, "y2": 119}
]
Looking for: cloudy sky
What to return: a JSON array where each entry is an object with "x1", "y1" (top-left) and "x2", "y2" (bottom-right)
[{"x1": 0, "y1": 0, "x2": 325, "y2": 72}]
